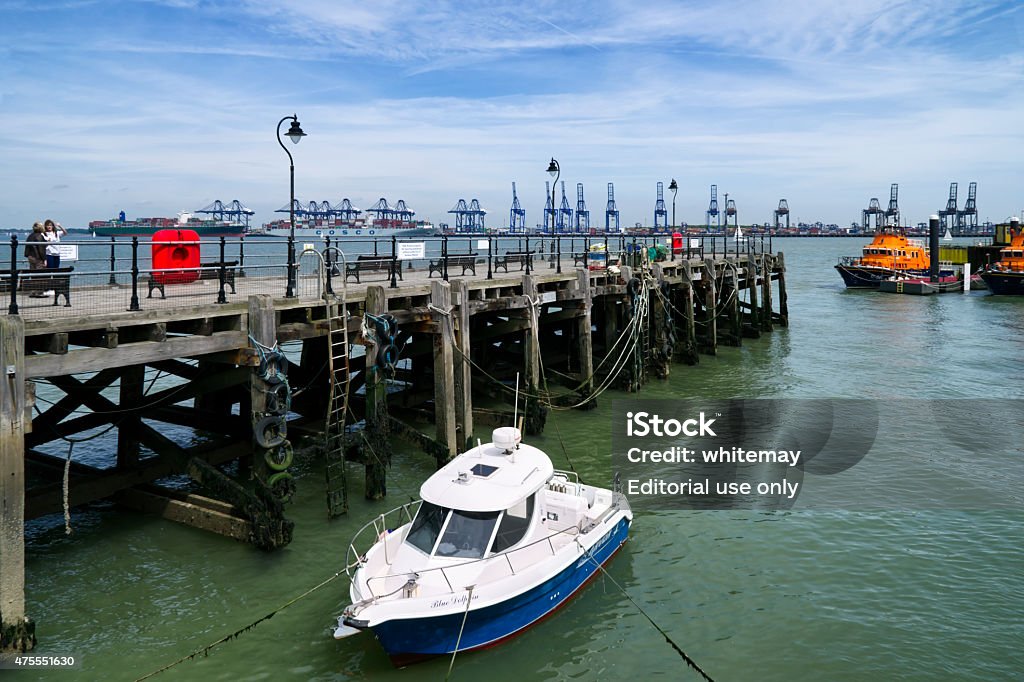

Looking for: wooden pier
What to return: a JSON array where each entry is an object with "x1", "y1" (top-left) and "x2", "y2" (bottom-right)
[{"x1": 0, "y1": 247, "x2": 788, "y2": 651}]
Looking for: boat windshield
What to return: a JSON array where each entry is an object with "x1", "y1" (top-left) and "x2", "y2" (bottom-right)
[
  {"x1": 405, "y1": 501, "x2": 450, "y2": 555},
  {"x1": 435, "y1": 510, "x2": 500, "y2": 559}
]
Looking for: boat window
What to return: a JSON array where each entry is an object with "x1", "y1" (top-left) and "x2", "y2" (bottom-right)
[
  {"x1": 491, "y1": 495, "x2": 535, "y2": 553},
  {"x1": 435, "y1": 510, "x2": 500, "y2": 559},
  {"x1": 406, "y1": 501, "x2": 450, "y2": 555}
]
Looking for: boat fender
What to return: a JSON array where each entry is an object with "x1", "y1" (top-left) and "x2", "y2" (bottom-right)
[
  {"x1": 255, "y1": 415, "x2": 287, "y2": 449},
  {"x1": 267, "y1": 470, "x2": 295, "y2": 502},
  {"x1": 258, "y1": 350, "x2": 288, "y2": 385},
  {"x1": 376, "y1": 343, "x2": 397, "y2": 369},
  {"x1": 264, "y1": 441, "x2": 294, "y2": 472},
  {"x1": 264, "y1": 382, "x2": 291, "y2": 416},
  {"x1": 627, "y1": 277, "x2": 641, "y2": 296}
]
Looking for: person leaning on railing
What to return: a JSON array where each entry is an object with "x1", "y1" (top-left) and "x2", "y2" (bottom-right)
[{"x1": 24, "y1": 221, "x2": 49, "y2": 298}]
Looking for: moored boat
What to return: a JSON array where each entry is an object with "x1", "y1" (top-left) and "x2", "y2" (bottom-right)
[
  {"x1": 835, "y1": 227, "x2": 952, "y2": 288},
  {"x1": 335, "y1": 426, "x2": 632, "y2": 664},
  {"x1": 980, "y1": 231, "x2": 1024, "y2": 295}
]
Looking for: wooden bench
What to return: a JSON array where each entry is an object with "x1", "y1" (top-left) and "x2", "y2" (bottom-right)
[
  {"x1": 148, "y1": 260, "x2": 238, "y2": 299},
  {"x1": 493, "y1": 251, "x2": 534, "y2": 273},
  {"x1": 429, "y1": 253, "x2": 477, "y2": 278},
  {"x1": 345, "y1": 255, "x2": 402, "y2": 284},
  {"x1": 0, "y1": 267, "x2": 73, "y2": 307}
]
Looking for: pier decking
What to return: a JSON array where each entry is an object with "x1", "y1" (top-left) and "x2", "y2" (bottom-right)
[{"x1": 0, "y1": 239, "x2": 787, "y2": 651}]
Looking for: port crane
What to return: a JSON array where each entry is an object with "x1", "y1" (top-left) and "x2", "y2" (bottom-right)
[
  {"x1": 862, "y1": 197, "x2": 884, "y2": 231},
  {"x1": 885, "y1": 183, "x2": 900, "y2": 226},
  {"x1": 958, "y1": 182, "x2": 978, "y2": 233},
  {"x1": 605, "y1": 183, "x2": 620, "y2": 232},
  {"x1": 654, "y1": 182, "x2": 668, "y2": 229},
  {"x1": 575, "y1": 183, "x2": 590, "y2": 232},
  {"x1": 509, "y1": 182, "x2": 526, "y2": 233},
  {"x1": 706, "y1": 185, "x2": 721, "y2": 230},
  {"x1": 196, "y1": 199, "x2": 255, "y2": 228},
  {"x1": 774, "y1": 199, "x2": 790, "y2": 230}
]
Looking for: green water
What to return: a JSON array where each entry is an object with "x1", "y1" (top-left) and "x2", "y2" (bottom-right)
[{"x1": 21, "y1": 238, "x2": 1024, "y2": 680}]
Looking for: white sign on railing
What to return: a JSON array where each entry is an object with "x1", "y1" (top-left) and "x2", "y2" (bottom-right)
[
  {"x1": 690, "y1": 238, "x2": 701, "y2": 249},
  {"x1": 398, "y1": 242, "x2": 426, "y2": 260},
  {"x1": 57, "y1": 244, "x2": 78, "y2": 261},
  {"x1": 476, "y1": 239, "x2": 489, "y2": 250}
]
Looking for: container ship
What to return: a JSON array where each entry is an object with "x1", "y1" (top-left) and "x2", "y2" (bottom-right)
[
  {"x1": 90, "y1": 211, "x2": 247, "y2": 238},
  {"x1": 250, "y1": 217, "x2": 437, "y2": 239}
]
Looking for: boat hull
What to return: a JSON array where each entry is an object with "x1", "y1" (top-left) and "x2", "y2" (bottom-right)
[
  {"x1": 836, "y1": 264, "x2": 953, "y2": 289},
  {"x1": 980, "y1": 270, "x2": 1024, "y2": 295},
  {"x1": 360, "y1": 516, "x2": 630, "y2": 664}
]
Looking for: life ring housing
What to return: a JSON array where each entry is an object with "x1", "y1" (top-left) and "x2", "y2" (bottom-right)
[
  {"x1": 672, "y1": 232, "x2": 683, "y2": 254},
  {"x1": 152, "y1": 229, "x2": 201, "y2": 285}
]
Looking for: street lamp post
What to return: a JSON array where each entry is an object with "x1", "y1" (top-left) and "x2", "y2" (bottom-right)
[
  {"x1": 547, "y1": 158, "x2": 561, "y2": 273},
  {"x1": 669, "y1": 178, "x2": 678, "y2": 261},
  {"x1": 669, "y1": 178, "x2": 678, "y2": 229},
  {"x1": 277, "y1": 114, "x2": 306, "y2": 298}
]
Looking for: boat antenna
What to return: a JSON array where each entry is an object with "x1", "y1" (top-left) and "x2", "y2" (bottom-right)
[{"x1": 513, "y1": 372, "x2": 520, "y2": 430}]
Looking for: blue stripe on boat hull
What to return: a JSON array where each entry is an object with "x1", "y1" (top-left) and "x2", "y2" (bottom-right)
[{"x1": 371, "y1": 517, "x2": 631, "y2": 661}]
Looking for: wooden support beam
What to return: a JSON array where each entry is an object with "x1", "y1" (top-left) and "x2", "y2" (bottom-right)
[
  {"x1": 24, "y1": 331, "x2": 249, "y2": 379},
  {"x1": 0, "y1": 316, "x2": 35, "y2": 651},
  {"x1": 117, "y1": 364, "x2": 145, "y2": 468},
  {"x1": 430, "y1": 280, "x2": 457, "y2": 460},
  {"x1": 113, "y1": 485, "x2": 251, "y2": 543},
  {"x1": 520, "y1": 273, "x2": 546, "y2": 434},
  {"x1": 451, "y1": 278, "x2": 474, "y2": 452}
]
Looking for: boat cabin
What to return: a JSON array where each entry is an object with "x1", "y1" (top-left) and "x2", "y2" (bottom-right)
[{"x1": 406, "y1": 427, "x2": 553, "y2": 560}]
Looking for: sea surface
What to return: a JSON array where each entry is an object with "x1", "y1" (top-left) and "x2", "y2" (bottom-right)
[{"x1": 19, "y1": 237, "x2": 1024, "y2": 681}]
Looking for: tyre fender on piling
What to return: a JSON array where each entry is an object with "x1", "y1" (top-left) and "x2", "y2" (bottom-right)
[
  {"x1": 264, "y1": 441, "x2": 294, "y2": 472},
  {"x1": 264, "y1": 382, "x2": 291, "y2": 416},
  {"x1": 627, "y1": 277, "x2": 642, "y2": 296},
  {"x1": 255, "y1": 414, "x2": 287, "y2": 449},
  {"x1": 258, "y1": 350, "x2": 288, "y2": 385}
]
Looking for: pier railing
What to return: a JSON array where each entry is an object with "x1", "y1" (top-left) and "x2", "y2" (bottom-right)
[{"x1": 4, "y1": 230, "x2": 773, "y2": 319}]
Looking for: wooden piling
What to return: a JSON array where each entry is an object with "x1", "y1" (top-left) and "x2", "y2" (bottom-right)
[
  {"x1": 0, "y1": 315, "x2": 35, "y2": 652},
  {"x1": 723, "y1": 259, "x2": 742, "y2": 347},
  {"x1": 677, "y1": 261, "x2": 699, "y2": 365},
  {"x1": 364, "y1": 285, "x2": 393, "y2": 493},
  {"x1": 574, "y1": 269, "x2": 595, "y2": 402},
  {"x1": 451, "y1": 278, "x2": 474, "y2": 451},
  {"x1": 116, "y1": 364, "x2": 144, "y2": 468},
  {"x1": 430, "y1": 280, "x2": 458, "y2": 460},
  {"x1": 775, "y1": 252, "x2": 789, "y2": 327},
  {"x1": 761, "y1": 255, "x2": 774, "y2": 332},
  {"x1": 649, "y1": 264, "x2": 670, "y2": 379},
  {"x1": 702, "y1": 260, "x2": 718, "y2": 355},
  {"x1": 520, "y1": 274, "x2": 546, "y2": 433},
  {"x1": 744, "y1": 255, "x2": 762, "y2": 338}
]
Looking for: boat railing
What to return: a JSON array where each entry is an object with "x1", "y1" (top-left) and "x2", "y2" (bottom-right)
[
  {"x1": 362, "y1": 525, "x2": 583, "y2": 602},
  {"x1": 549, "y1": 468, "x2": 582, "y2": 496},
  {"x1": 345, "y1": 500, "x2": 422, "y2": 580},
  {"x1": 837, "y1": 256, "x2": 861, "y2": 266}
]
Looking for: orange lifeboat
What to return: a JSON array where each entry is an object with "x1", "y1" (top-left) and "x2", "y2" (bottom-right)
[
  {"x1": 835, "y1": 227, "x2": 949, "y2": 288},
  {"x1": 980, "y1": 230, "x2": 1024, "y2": 295}
]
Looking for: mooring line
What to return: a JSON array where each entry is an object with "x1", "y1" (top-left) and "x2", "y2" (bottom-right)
[
  {"x1": 133, "y1": 565, "x2": 353, "y2": 681},
  {"x1": 579, "y1": 545, "x2": 717, "y2": 682},
  {"x1": 445, "y1": 584, "x2": 475, "y2": 681}
]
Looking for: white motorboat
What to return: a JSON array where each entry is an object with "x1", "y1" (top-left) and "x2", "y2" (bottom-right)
[{"x1": 335, "y1": 426, "x2": 632, "y2": 664}]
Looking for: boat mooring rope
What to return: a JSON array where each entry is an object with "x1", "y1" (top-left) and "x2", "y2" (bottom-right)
[
  {"x1": 133, "y1": 564, "x2": 356, "y2": 681},
  {"x1": 446, "y1": 584, "x2": 475, "y2": 681},
  {"x1": 578, "y1": 545, "x2": 717, "y2": 682}
]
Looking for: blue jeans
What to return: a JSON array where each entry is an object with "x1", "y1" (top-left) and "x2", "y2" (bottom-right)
[{"x1": 46, "y1": 254, "x2": 60, "y2": 268}]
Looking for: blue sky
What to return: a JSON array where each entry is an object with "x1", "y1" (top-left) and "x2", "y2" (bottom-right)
[{"x1": 2, "y1": 0, "x2": 1022, "y2": 229}]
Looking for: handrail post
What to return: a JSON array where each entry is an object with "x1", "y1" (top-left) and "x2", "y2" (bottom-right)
[
  {"x1": 556, "y1": 234, "x2": 561, "y2": 273},
  {"x1": 487, "y1": 235, "x2": 493, "y2": 280},
  {"x1": 129, "y1": 236, "x2": 141, "y2": 311},
  {"x1": 8, "y1": 235, "x2": 19, "y2": 315},
  {"x1": 238, "y1": 235, "x2": 246, "y2": 277},
  {"x1": 583, "y1": 235, "x2": 589, "y2": 269},
  {"x1": 442, "y1": 234, "x2": 449, "y2": 281},
  {"x1": 108, "y1": 237, "x2": 117, "y2": 286},
  {"x1": 390, "y1": 235, "x2": 398, "y2": 289},
  {"x1": 216, "y1": 236, "x2": 228, "y2": 304},
  {"x1": 525, "y1": 235, "x2": 532, "y2": 274}
]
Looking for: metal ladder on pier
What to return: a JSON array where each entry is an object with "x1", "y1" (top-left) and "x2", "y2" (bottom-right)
[{"x1": 324, "y1": 297, "x2": 351, "y2": 518}]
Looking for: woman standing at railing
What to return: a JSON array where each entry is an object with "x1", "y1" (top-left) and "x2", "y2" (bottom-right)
[{"x1": 43, "y1": 218, "x2": 68, "y2": 269}]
